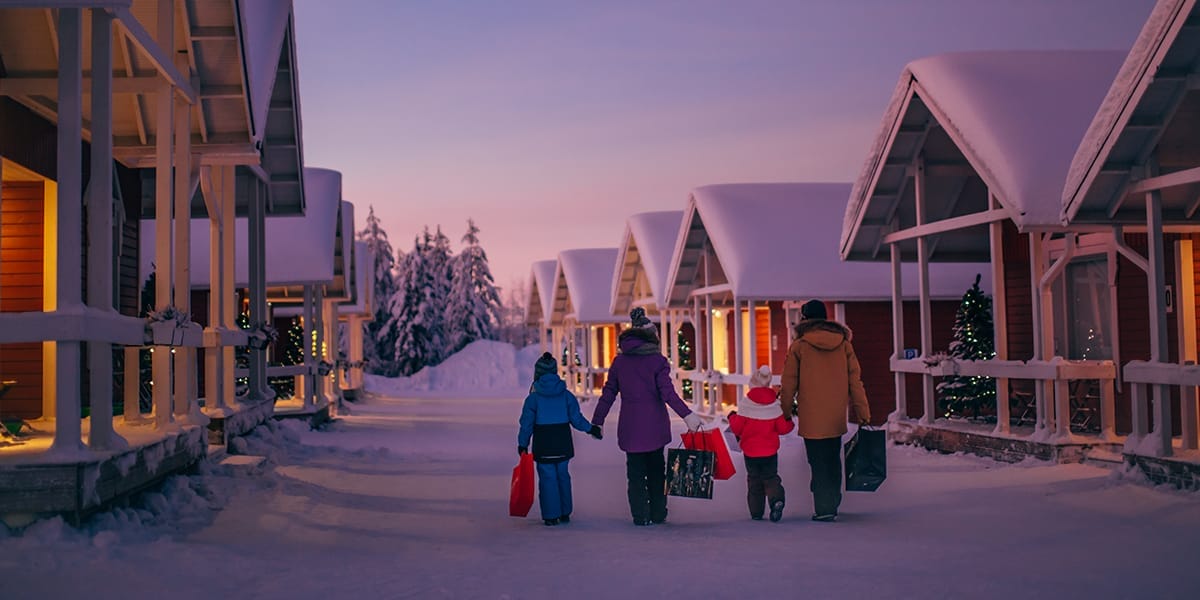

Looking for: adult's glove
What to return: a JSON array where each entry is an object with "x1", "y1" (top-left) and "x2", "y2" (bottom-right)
[
  {"x1": 588, "y1": 425, "x2": 603, "y2": 440},
  {"x1": 683, "y1": 412, "x2": 704, "y2": 432},
  {"x1": 518, "y1": 446, "x2": 527, "y2": 456}
]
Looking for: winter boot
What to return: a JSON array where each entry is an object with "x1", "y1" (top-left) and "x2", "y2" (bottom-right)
[{"x1": 769, "y1": 500, "x2": 785, "y2": 523}]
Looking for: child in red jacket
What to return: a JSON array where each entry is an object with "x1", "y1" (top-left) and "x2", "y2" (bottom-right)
[{"x1": 727, "y1": 365, "x2": 795, "y2": 522}]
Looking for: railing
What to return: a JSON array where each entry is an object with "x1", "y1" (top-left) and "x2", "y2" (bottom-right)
[
  {"x1": 1122, "y1": 360, "x2": 1200, "y2": 455},
  {"x1": 891, "y1": 356, "x2": 1118, "y2": 444}
]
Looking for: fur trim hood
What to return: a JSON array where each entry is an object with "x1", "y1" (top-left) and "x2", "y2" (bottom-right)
[{"x1": 793, "y1": 319, "x2": 852, "y2": 351}]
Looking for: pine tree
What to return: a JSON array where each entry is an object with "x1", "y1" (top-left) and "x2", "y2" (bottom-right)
[
  {"x1": 444, "y1": 219, "x2": 502, "y2": 353},
  {"x1": 936, "y1": 274, "x2": 997, "y2": 419},
  {"x1": 389, "y1": 237, "x2": 446, "y2": 376},
  {"x1": 421, "y1": 226, "x2": 454, "y2": 364},
  {"x1": 356, "y1": 206, "x2": 401, "y2": 376},
  {"x1": 268, "y1": 317, "x2": 305, "y2": 399}
]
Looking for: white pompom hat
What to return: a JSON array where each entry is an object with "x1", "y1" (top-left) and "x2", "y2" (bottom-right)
[{"x1": 750, "y1": 365, "x2": 772, "y2": 388}]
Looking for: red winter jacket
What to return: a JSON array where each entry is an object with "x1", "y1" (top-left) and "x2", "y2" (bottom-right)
[{"x1": 727, "y1": 387, "x2": 794, "y2": 458}]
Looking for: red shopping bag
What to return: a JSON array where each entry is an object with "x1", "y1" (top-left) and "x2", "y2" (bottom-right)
[
  {"x1": 682, "y1": 428, "x2": 736, "y2": 480},
  {"x1": 509, "y1": 453, "x2": 535, "y2": 517}
]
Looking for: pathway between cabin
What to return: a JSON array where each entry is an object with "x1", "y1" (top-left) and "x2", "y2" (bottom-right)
[{"x1": 2, "y1": 393, "x2": 1199, "y2": 599}]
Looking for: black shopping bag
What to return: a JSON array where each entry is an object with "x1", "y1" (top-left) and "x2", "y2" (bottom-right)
[
  {"x1": 666, "y1": 447, "x2": 715, "y2": 499},
  {"x1": 844, "y1": 426, "x2": 887, "y2": 492}
]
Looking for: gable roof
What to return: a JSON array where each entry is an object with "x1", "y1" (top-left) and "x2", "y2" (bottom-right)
[
  {"x1": 552, "y1": 249, "x2": 620, "y2": 325},
  {"x1": 667, "y1": 183, "x2": 989, "y2": 304},
  {"x1": 139, "y1": 166, "x2": 342, "y2": 290},
  {"x1": 842, "y1": 50, "x2": 1126, "y2": 261},
  {"x1": 1063, "y1": 0, "x2": 1200, "y2": 224},
  {"x1": 611, "y1": 211, "x2": 685, "y2": 316},
  {"x1": 525, "y1": 259, "x2": 559, "y2": 326}
]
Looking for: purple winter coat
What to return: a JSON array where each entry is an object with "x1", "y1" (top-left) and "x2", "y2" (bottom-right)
[{"x1": 591, "y1": 328, "x2": 693, "y2": 453}]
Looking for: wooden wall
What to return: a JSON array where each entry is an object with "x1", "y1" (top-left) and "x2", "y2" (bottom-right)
[{"x1": 0, "y1": 181, "x2": 45, "y2": 419}]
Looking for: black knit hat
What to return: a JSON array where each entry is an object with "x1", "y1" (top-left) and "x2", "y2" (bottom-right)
[
  {"x1": 534, "y1": 352, "x2": 558, "y2": 381},
  {"x1": 800, "y1": 299, "x2": 827, "y2": 320},
  {"x1": 630, "y1": 307, "x2": 655, "y2": 330}
]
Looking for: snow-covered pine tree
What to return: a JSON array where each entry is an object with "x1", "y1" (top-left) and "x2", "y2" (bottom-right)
[
  {"x1": 444, "y1": 219, "x2": 502, "y2": 353},
  {"x1": 422, "y1": 226, "x2": 454, "y2": 363},
  {"x1": 356, "y1": 206, "x2": 401, "y2": 376},
  {"x1": 935, "y1": 273, "x2": 997, "y2": 419},
  {"x1": 389, "y1": 237, "x2": 446, "y2": 376}
]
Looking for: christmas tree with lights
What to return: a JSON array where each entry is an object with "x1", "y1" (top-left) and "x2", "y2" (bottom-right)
[
  {"x1": 678, "y1": 328, "x2": 693, "y2": 399},
  {"x1": 936, "y1": 274, "x2": 996, "y2": 419}
]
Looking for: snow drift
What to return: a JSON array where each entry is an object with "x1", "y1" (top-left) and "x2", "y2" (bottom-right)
[{"x1": 364, "y1": 340, "x2": 544, "y2": 397}]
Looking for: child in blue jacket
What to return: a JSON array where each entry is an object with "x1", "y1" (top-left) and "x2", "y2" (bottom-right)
[{"x1": 518, "y1": 352, "x2": 602, "y2": 526}]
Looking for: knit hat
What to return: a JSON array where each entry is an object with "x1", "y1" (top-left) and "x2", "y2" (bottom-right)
[
  {"x1": 800, "y1": 299, "x2": 827, "y2": 320},
  {"x1": 749, "y1": 365, "x2": 772, "y2": 388},
  {"x1": 630, "y1": 307, "x2": 655, "y2": 330},
  {"x1": 533, "y1": 352, "x2": 557, "y2": 381}
]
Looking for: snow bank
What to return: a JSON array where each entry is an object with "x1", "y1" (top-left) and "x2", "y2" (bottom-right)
[{"x1": 364, "y1": 341, "x2": 543, "y2": 397}]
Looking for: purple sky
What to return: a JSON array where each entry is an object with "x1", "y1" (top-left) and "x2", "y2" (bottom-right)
[{"x1": 293, "y1": 0, "x2": 1154, "y2": 292}]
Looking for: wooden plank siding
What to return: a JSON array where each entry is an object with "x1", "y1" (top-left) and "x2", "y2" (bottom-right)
[{"x1": 1, "y1": 180, "x2": 45, "y2": 419}]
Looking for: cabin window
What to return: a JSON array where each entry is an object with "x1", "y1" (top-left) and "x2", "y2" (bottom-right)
[{"x1": 1054, "y1": 258, "x2": 1112, "y2": 360}]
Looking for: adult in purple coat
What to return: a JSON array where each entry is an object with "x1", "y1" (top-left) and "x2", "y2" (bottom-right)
[{"x1": 592, "y1": 308, "x2": 703, "y2": 526}]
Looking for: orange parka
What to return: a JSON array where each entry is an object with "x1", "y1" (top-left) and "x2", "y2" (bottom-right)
[{"x1": 778, "y1": 319, "x2": 870, "y2": 439}]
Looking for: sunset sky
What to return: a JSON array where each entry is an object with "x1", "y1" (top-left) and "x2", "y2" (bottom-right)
[{"x1": 293, "y1": 0, "x2": 1155, "y2": 294}]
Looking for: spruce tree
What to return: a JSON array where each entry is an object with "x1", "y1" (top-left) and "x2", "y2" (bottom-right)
[
  {"x1": 356, "y1": 206, "x2": 401, "y2": 376},
  {"x1": 936, "y1": 274, "x2": 997, "y2": 419},
  {"x1": 390, "y1": 237, "x2": 446, "y2": 376},
  {"x1": 445, "y1": 219, "x2": 502, "y2": 353},
  {"x1": 421, "y1": 226, "x2": 454, "y2": 364}
]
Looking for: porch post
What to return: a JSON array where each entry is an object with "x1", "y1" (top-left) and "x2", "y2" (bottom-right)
[
  {"x1": 1028, "y1": 233, "x2": 1048, "y2": 434},
  {"x1": 152, "y1": 0, "x2": 175, "y2": 430},
  {"x1": 171, "y1": 59, "x2": 193, "y2": 420},
  {"x1": 1174, "y1": 240, "x2": 1198, "y2": 450},
  {"x1": 314, "y1": 286, "x2": 326, "y2": 406},
  {"x1": 705, "y1": 293, "x2": 717, "y2": 414},
  {"x1": 1146, "y1": 188, "x2": 1173, "y2": 456},
  {"x1": 349, "y1": 315, "x2": 364, "y2": 391},
  {"x1": 248, "y1": 177, "x2": 270, "y2": 402},
  {"x1": 221, "y1": 169, "x2": 236, "y2": 408},
  {"x1": 86, "y1": 8, "x2": 125, "y2": 449},
  {"x1": 692, "y1": 295, "x2": 703, "y2": 409},
  {"x1": 204, "y1": 166, "x2": 226, "y2": 413},
  {"x1": 890, "y1": 241, "x2": 907, "y2": 421},
  {"x1": 51, "y1": 8, "x2": 85, "y2": 452},
  {"x1": 989, "y1": 196, "x2": 1010, "y2": 434},
  {"x1": 302, "y1": 286, "x2": 315, "y2": 410},
  {"x1": 747, "y1": 300, "x2": 758, "y2": 373},
  {"x1": 733, "y1": 297, "x2": 744, "y2": 391},
  {"x1": 914, "y1": 157, "x2": 935, "y2": 425}
]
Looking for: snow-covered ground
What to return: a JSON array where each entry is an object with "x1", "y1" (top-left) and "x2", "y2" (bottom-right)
[
  {"x1": 1, "y1": 387, "x2": 1198, "y2": 598},
  {"x1": 366, "y1": 340, "x2": 544, "y2": 397}
]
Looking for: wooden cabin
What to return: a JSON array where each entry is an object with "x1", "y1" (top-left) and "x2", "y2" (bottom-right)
[
  {"x1": 666, "y1": 183, "x2": 987, "y2": 422},
  {"x1": 841, "y1": 50, "x2": 1150, "y2": 461},
  {"x1": 1061, "y1": 0, "x2": 1200, "y2": 481}
]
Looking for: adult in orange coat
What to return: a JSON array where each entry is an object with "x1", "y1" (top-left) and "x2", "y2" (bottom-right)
[{"x1": 778, "y1": 299, "x2": 870, "y2": 522}]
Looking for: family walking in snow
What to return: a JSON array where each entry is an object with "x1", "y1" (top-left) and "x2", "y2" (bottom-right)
[{"x1": 516, "y1": 300, "x2": 869, "y2": 526}]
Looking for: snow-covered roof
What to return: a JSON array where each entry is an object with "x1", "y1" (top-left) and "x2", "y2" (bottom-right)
[
  {"x1": 241, "y1": 0, "x2": 293, "y2": 146},
  {"x1": 139, "y1": 167, "x2": 342, "y2": 289},
  {"x1": 339, "y1": 242, "x2": 375, "y2": 318},
  {"x1": 842, "y1": 51, "x2": 1126, "y2": 261},
  {"x1": 525, "y1": 260, "x2": 558, "y2": 326},
  {"x1": 1063, "y1": 0, "x2": 1200, "y2": 225},
  {"x1": 667, "y1": 183, "x2": 990, "y2": 304},
  {"x1": 611, "y1": 211, "x2": 684, "y2": 316},
  {"x1": 552, "y1": 249, "x2": 621, "y2": 325}
]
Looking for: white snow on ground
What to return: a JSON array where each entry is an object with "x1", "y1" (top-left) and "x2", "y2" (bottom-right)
[
  {"x1": 365, "y1": 340, "x2": 543, "y2": 397},
  {"x1": 1, "y1": 389, "x2": 1198, "y2": 599}
]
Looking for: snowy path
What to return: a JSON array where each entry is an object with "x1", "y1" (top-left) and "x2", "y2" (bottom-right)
[{"x1": 2, "y1": 393, "x2": 1199, "y2": 599}]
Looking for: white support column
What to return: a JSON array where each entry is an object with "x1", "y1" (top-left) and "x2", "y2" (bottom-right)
[
  {"x1": 691, "y1": 299, "x2": 702, "y2": 408},
  {"x1": 705, "y1": 293, "x2": 717, "y2": 415},
  {"x1": 1029, "y1": 233, "x2": 1048, "y2": 434},
  {"x1": 171, "y1": 57, "x2": 192, "y2": 420},
  {"x1": 914, "y1": 157, "x2": 935, "y2": 425},
  {"x1": 349, "y1": 315, "x2": 365, "y2": 390},
  {"x1": 732, "y1": 298, "x2": 744, "y2": 391},
  {"x1": 221, "y1": 168, "x2": 236, "y2": 407},
  {"x1": 87, "y1": 9, "x2": 124, "y2": 450},
  {"x1": 1146, "y1": 189, "x2": 1173, "y2": 456},
  {"x1": 51, "y1": 8, "x2": 85, "y2": 453},
  {"x1": 889, "y1": 242, "x2": 907, "y2": 421},
  {"x1": 152, "y1": 0, "x2": 175, "y2": 431},
  {"x1": 988, "y1": 198, "x2": 1010, "y2": 435},
  {"x1": 324, "y1": 297, "x2": 338, "y2": 406},
  {"x1": 302, "y1": 286, "x2": 315, "y2": 410},
  {"x1": 747, "y1": 300, "x2": 758, "y2": 374},
  {"x1": 314, "y1": 286, "x2": 326, "y2": 407},
  {"x1": 1176, "y1": 240, "x2": 1198, "y2": 450},
  {"x1": 248, "y1": 178, "x2": 269, "y2": 402},
  {"x1": 203, "y1": 166, "x2": 226, "y2": 413}
]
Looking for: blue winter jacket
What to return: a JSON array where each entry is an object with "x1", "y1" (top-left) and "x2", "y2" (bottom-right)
[{"x1": 518, "y1": 374, "x2": 593, "y2": 462}]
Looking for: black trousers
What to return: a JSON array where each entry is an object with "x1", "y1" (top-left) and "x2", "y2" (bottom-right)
[
  {"x1": 625, "y1": 448, "x2": 667, "y2": 523},
  {"x1": 804, "y1": 437, "x2": 843, "y2": 516},
  {"x1": 744, "y1": 454, "x2": 785, "y2": 519}
]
